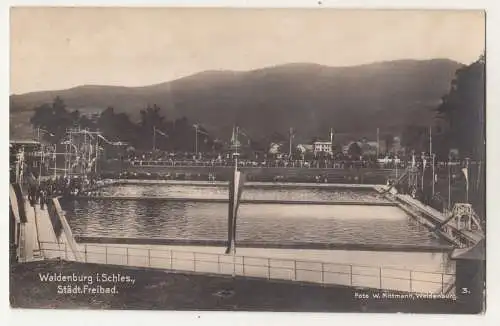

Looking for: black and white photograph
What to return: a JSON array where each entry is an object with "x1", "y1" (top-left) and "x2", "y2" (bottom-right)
[{"x1": 8, "y1": 7, "x2": 486, "y2": 314}]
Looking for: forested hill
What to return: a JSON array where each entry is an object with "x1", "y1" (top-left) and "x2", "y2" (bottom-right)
[{"x1": 10, "y1": 59, "x2": 462, "y2": 140}]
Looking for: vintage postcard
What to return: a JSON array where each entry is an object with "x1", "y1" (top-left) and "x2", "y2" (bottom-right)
[{"x1": 8, "y1": 7, "x2": 486, "y2": 314}]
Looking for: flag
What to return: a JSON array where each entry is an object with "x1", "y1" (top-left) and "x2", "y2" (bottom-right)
[
  {"x1": 225, "y1": 167, "x2": 246, "y2": 254},
  {"x1": 196, "y1": 128, "x2": 209, "y2": 136},
  {"x1": 155, "y1": 129, "x2": 168, "y2": 137},
  {"x1": 230, "y1": 126, "x2": 236, "y2": 144},
  {"x1": 462, "y1": 167, "x2": 468, "y2": 183},
  {"x1": 230, "y1": 126, "x2": 240, "y2": 149}
]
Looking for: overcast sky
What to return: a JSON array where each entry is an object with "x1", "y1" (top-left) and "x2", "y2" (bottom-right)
[{"x1": 10, "y1": 8, "x2": 485, "y2": 94}]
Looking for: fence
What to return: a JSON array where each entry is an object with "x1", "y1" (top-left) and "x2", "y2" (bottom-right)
[
  {"x1": 129, "y1": 160, "x2": 403, "y2": 170},
  {"x1": 39, "y1": 241, "x2": 455, "y2": 294}
]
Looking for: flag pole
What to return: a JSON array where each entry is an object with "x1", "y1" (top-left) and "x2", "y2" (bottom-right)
[
  {"x1": 432, "y1": 153, "x2": 435, "y2": 196},
  {"x1": 448, "y1": 154, "x2": 451, "y2": 211},
  {"x1": 376, "y1": 127, "x2": 380, "y2": 159},
  {"x1": 53, "y1": 146, "x2": 57, "y2": 179},
  {"x1": 232, "y1": 146, "x2": 238, "y2": 278},
  {"x1": 465, "y1": 158, "x2": 470, "y2": 203}
]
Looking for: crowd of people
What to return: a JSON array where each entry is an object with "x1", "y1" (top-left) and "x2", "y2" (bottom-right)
[
  {"x1": 26, "y1": 174, "x2": 102, "y2": 208},
  {"x1": 119, "y1": 150, "x2": 409, "y2": 170}
]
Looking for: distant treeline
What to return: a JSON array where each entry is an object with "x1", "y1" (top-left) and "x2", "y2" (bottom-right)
[{"x1": 30, "y1": 100, "x2": 221, "y2": 153}]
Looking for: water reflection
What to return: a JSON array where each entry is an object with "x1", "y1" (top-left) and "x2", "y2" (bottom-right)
[{"x1": 62, "y1": 199, "x2": 448, "y2": 247}]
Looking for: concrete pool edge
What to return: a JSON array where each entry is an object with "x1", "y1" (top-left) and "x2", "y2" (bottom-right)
[
  {"x1": 97, "y1": 179, "x2": 381, "y2": 189},
  {"x1": 74, "y1": 236, "x2": 454, "y2": 253}
]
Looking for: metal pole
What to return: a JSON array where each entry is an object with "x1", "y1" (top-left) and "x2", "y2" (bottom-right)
[
  {"x1": 429, "y1": 125, "x2": 432, "y2": 159},
  {"x1": 465, "y1": 158, "x2": 470, "y2": 203},
  {"x1": 376, "y1": 127, "x2": 380, "y2": 159},
  {"x1": 195, "y1": 125, "x2": 198, "y2": 156},
  {"x1": 421, "y1": 153, "x2": 425, "y2": 191},
  {"x1": 95, "y1": 139, "x2": 98, "y2": 174},
  {"x1": 448, "y1": 156, "x2": 451, "y2": 211},
  {"x1": 432, "y1": 153, "x2": 435, "y2": 196},
  {"x1": 421, "y1": 167, "x2": 424, "y2": 191},
  {"x1": 39, "y1": 149, "x2": 43, "y2": 185},
  {"x1": 395, "y1": 156, "x2": 398, "y2": 180},
  {"x1": 53, "y1": 147, "x2": 57, "y2": 178},
  {"x1": 68, "y1": 134, "x2": 72, "y2": 177}
]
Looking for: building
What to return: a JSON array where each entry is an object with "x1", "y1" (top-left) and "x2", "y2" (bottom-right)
[{"x1": 313, "y1": 141, "x2": 333, "y2": 155}]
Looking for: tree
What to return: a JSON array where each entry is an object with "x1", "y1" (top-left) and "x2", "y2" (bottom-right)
[
  {"x1": 97, "y1": 107, "x2": 137, "y2": 145},
  {"x1": 434, "y1": 56, "x2": 485, "y2": 160},
  {"x1": 434, "y1": 54, "x2": 485, "y2": 221},
  {"x1": 384, "y1": 134, "x2": 394, "y2": 154},
  {"x1": 401, "y1": 125, "x2": 427, "y2": 154},
  {"x1": 347, "y1": 142, "x2": 362, "y2": 158},
  {"x1": 139, "y1": 104, "x2": 166, "y2": 150},
  {"x1": 30, "y1": 96, "x2": 77, "y2": 142}
]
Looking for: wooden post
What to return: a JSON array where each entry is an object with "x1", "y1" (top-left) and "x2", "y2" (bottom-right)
[
  {"x1": 242, "y1": 256, "x2": 245, "y2": 276},
  {"x1": 84, "y1": 244, "x2": 87, "y2": 263},
  {"x1": 147, "y1": 249, "x2": 151, "y2": 267},
  {"x1": 409, "y1": 271, "x2": 412, "y2": 292},
  {"x1": 294, "y1": 260, "x2": 297, "y2": 281},
  {"x1": 105, "y1": 246, "x2": 107, "y2": 264},
  {"x1": 170, "y1": 250, "x2": 173, "y2": 269},
  {"x1": 268, "y1": 258, "x2": 271, "y2": 279},
  {"x1": 193, "y1": 252, "x2": 196, "y2": 272},
  {"x1": 126, "y1": 247, "x2": 129, "y2": 265}
]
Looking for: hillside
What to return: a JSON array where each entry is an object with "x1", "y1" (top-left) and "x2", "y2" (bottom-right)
[{"x1": 10, "y1": 59, "x2": 462, "y2": 141}]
